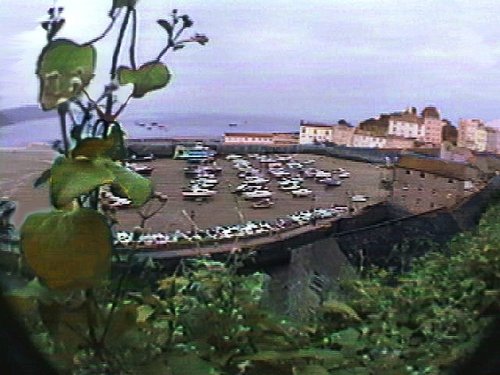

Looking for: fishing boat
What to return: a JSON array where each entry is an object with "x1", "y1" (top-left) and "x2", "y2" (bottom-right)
[
  {"x1": 242, "y1": 190, "x2": 273, "y2": 200},
  {"x1": 125, "y1": 163, "x2": 154, "y2": 176},
  {"x1": 174, "y1": 144, "x2": 216, "y2": 160},
  {"x1": 291, "y1": 188, "x2": 313, "y2": 197},
  {"x1": 252, "y1": 198, "x2": 274, "y2": 209},
  {"x1": 182, "y1": 187, "x2": 217, "y2": 199}
]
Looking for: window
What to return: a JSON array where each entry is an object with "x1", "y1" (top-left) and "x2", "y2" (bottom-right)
[
  {"x1": 431, "y1": 189, "x2": 436, "y2": 195},
  {"x1": 406, "y1": 170, "x2": 411, "y2": 175},
  {"x1": 314, "y1": 130, "x2": 317, "y2": 135},
  {"x1": 302, "y1": 128, "x2": 306, "y2": 133},
  {"x1": 416, "y1": 198, "x2": 421, "y2": 205},
  {"x1": 448, "y1": 179, "x2": 454, "y2": 183},
  {"x1": 430, "y1": 202, "x2": 435, "y2": 208},
  {"x1": 420, "y1": 172, "x2": 426, "y2": 178},
  {"x1": 418, "y1": 185, "x2": 423, "y2": 191}
]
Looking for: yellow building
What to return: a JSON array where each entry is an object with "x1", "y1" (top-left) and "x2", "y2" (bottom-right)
[{"x1": 299, "y1": 121, "x2": 334, "y2": 144}]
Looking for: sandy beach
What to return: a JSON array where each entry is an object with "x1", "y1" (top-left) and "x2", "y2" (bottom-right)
[{"x1": 0, "y1": 145, "x2": 390, "y2": 233}]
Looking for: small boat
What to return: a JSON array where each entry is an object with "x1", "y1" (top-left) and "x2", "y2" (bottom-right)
[
  {"x1": 351, "y1": 195, "x2": 368, "y2": 202},
  {"x1": 126, "y1": 163, "x2": 154, "y2": 176},
  {"x1": 125, "y1": 154, "x2": 155, "y2": 163},
  {"x1": 291, "y1": 188, "x2": 313, "y2": 197},
  {"x1": 280, "y1": 184, "x2": 301, "y2": 191},
  {"x1": 338, "y1": 171, "x2": 351, "y2": 178},
  {"x1": 252, "y1": 198, "x2": 274, "y2": 209},
  {"x1": 243, "y1": 190, "x2": 273, "y2": 200},
  {"x1": 182, "y1": 187, "x2": 217, "y2": 199},
  {"x1": 320, "y1": 178, "x2": 342, "y2": 187},
  {"x1": 314, "y1": 170, "x2": 332, "y2": 179},
  {"x1": 229, "y1": 123, "x2": 238, "y2": 127}
]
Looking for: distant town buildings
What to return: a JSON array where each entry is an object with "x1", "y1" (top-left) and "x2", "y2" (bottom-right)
[
  {"x1": 457, "y1": 119, "x2": 487, "y2": 151},
  {"x1": 220, "y1": 106, "x2": 499, "y2": 155},
  {"x1": 351, "y1": 129, "x2": 386, "y2": 148},
  {"x1": 299, "y1": 121, "x2": 334, "y2": 144},
  {"x1": 421, "y1": 106, "x2": 444, "y2": 145}
]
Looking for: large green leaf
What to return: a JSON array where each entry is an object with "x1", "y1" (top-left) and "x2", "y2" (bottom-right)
[
  {"x1": 36, "y1": 39, "x2": 96, "y2": 110},
  {"x1": 20, "y1": 208, "x2": 112, "y2": 290},
  {"x1": 71, "y1": 125, "x2": 126, "y2": 160},
  {"x1": 71, "y1": 137, "x2": 114, "y2": 159},
  {"x1": 117, "y1": 62, "x2": 171, "y2": 98},
  {"x1": 50, "y1": 157, "x2": 114, "y2": 208},
  {"x1": 102, "y1": 160, "x2": 153, "y2": 206}
]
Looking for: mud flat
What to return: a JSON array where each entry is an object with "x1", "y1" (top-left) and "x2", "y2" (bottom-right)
[{"x1": 0, "y1": 147, "x2": 389, "y2": 232}]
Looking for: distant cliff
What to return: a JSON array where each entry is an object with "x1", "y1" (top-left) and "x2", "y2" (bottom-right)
[{"x1": 0, "y1": 105, "x2": 56, "y2": 126}]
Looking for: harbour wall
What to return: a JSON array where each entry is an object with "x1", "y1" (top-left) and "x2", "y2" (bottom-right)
[{"x1": 127, "y1": 139, "x2": 438, "y2": 164}]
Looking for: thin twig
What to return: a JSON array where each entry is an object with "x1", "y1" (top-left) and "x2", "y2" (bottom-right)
[
  {"x1": 84, "y1": 9, "x2": 121, "y2": 45},
  {"x1": 129, "y1": 7, "x2": 137, "y2": 70},
  {"x1": 156, "y1": 26, "x2": 186, "y2": 61},
  {"x1": 113, "y1": 93, "x2": 133, "y2": 119},
  {"x1": 106, "y1": 6, "x2": 132, "y2": 115},
  {"x1": 57, "y1": 103, "x2": 70, "y2": 157}
]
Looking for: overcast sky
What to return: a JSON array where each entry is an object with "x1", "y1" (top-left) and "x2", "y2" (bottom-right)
[{"x1": 2, "y1": 0, "x2": 500, "y2": 124}]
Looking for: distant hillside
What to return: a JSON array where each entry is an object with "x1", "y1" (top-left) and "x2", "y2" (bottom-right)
[{"x1": 0, "y1": 105, "x2": 56, "y2": 126}]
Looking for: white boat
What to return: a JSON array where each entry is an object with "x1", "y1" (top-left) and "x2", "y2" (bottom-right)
[
  {"x1": 244, "y1": 177, "x2": 269, "y2": 185},
  {"x1": 226, "y1": 154, "x2": 243, "y2": 160},
  {"x1": 182, "y1": 187, "x2": 217, "y2": 199},
  {"x1": 243, "y1": 190, "x2": 273, "y2": 200},
  {"x1": 280, "y1": 184, "x2": 301, "y2": 191},
  {"x1": 190, "y1": 177, "x2": 219, "y2": 185},
  {"x1": 314, "y1": 170, "x2": 332, "y2": 178},
  {"x1": 292, "y1": 188, "x2": 313, "y2": 197},
  {"x1": 338, "y1": 172, "x2": 351, "y2": 178},
  {"x1": 351, "y1": 195, "x2": 368, "y2": 202}
]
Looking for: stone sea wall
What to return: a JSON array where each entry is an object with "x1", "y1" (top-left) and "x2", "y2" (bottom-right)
[{"x1": 127, "y1": 140, "x2": 408, "y2": 164}]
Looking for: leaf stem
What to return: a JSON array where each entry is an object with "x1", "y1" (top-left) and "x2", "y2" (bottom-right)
[
  {"x1": 106, "y1": 6, "x2": 131, "y2": 115},
  {"x1": 156, "y1": 25, "x2": 186, "y2": 61},
  {"x1": 57, "y1": 103, "x2": 70, "y2": 157},
  {"x1": 129, "y1": 7, "x2": 137, "y2": 70},
  {"x1": 84, "y1": 9, "x2": 121, "y2": 46}
]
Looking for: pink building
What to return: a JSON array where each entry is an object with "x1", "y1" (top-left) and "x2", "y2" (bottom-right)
[{"x1": 421, "y1": 106, "x2": 444, "y2": 145}]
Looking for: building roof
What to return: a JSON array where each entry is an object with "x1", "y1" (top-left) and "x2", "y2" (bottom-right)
[{"x1": 397, "y1": 155, "x2": 477, "y2": 180}]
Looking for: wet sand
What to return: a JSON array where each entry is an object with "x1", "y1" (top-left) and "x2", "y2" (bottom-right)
[{"x1": 0, "y1": 145, "x2": 390, "y2": 232}]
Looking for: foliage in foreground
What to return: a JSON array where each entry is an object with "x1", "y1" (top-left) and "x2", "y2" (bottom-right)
[{"x1": 7, "y1": 200, "x2": 499, "y2": 374}]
